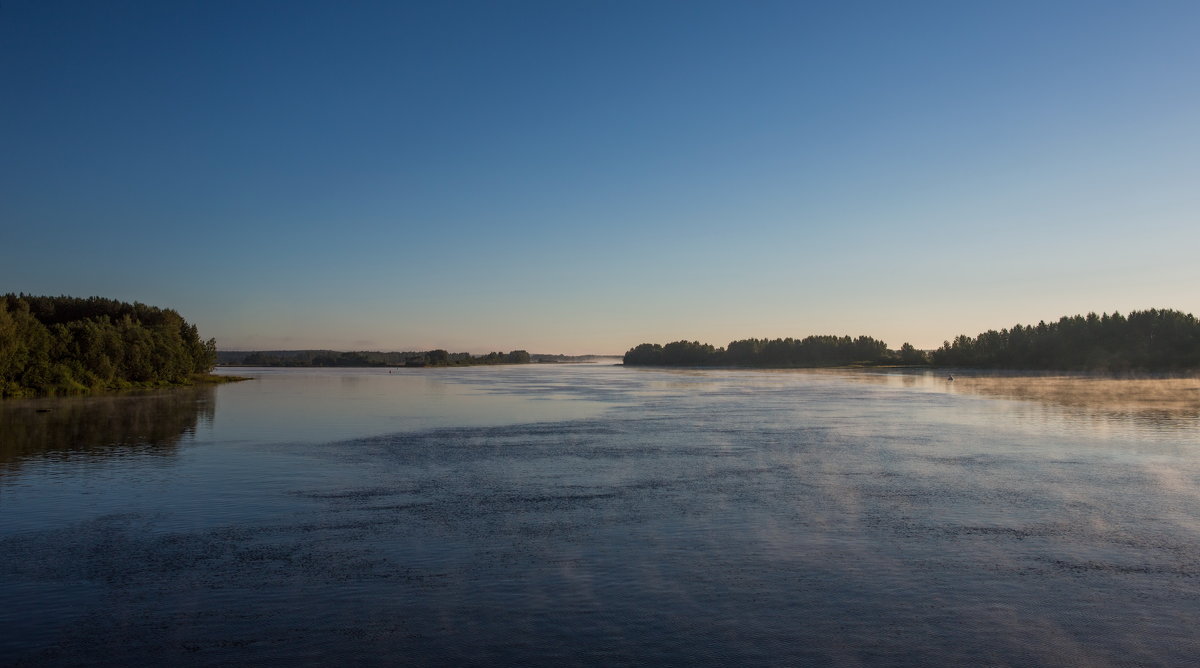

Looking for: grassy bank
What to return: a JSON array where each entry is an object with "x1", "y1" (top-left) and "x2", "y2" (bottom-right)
[
  {"x1": 193, "y1": 373, "x2": 252, "y2": 384},
  {"x1": 2, "y1": 373, "x2": 251, "y2": 399}
]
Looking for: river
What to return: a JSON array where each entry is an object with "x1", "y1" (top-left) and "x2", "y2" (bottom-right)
[{"x1": 2, "y1": 364, "x2": 1198, "y2": 665}]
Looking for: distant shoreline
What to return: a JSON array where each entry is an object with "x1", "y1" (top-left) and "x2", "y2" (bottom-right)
[
  {"x1": 621, "y1": 364, "x2": 1199, "y2": 378},
  {"x1": 216, "y1": 350, "x2": 620, "y2": 368},
  {"x1": 623, "y1": 309, "x2": 1200, "y2": 373}
]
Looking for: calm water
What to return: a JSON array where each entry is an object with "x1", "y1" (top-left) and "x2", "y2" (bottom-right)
[{"x1": 2, "y1": 365, "x2": 1199, "y2": 666}]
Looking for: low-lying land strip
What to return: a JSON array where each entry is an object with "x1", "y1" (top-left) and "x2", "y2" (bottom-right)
[
  {"x1": 624, "y1": 309, "x2": 1200, "y2": 372},
  {"x1": 217, "y1": 349, "x2": 532, "y2": 368}
]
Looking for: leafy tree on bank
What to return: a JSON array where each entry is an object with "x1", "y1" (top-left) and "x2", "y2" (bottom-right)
[{"x1": 1, "y1": 295, "x2": 216, "y2": 397}]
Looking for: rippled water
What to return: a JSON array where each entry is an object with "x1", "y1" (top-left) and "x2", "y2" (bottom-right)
[{"x1": 2, "y1": 365, "x2": 1198, "y2": 666}]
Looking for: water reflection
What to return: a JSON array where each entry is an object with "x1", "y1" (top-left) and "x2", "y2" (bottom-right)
[
  {"x1": 847, "y1": 369, "x2": 1200, "y2": 432},
  {"x1": 3, "y1": 366, "x2": 1199, "y2": 665},
  {"x1": 0, "y1": 387, "x2": 214, "y2": 473},
  {"x1": 205, "y1": 366, "x2": 617, "y2": 444}
]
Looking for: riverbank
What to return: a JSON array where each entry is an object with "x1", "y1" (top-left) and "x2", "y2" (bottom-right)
[
  {"x1": 1, "y1": 373, "x2": 251, "y2": 399},
  {"x1": 194, "y1": 373, "x2": 252, "y2": 384}
]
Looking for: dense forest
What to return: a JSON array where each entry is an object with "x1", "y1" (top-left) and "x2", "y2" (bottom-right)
[
  {"x1": 218, "y1": 349, "x2": 531, "y2": 367},
  {"x1": 624, "y1": 335, "x2": 917, "y2": 367},
  {"x1": 624, "y1": 309, "x2": 1200, "y2": 371},
  {"x1": 930, "y1": 309, "x2": 1200, "y2": 371},
  {"x1": 1, "y1": 295, "x2": 217, "y2": 397}
]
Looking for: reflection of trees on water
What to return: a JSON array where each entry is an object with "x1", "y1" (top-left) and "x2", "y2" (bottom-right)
[
  {"x1": 858, "y1": 370, "x2": 1200, "y2": 430},
  {"x1": 952, "y1": 376, "x2": 1200, "y2": 430},
  {"x1": 0, "y1": 386, "x2": 215, "y2": 471}
]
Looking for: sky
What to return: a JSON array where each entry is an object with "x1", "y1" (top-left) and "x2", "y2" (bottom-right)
[{"x1": 3, "y1": 1, "x2": 1198, "y2": 354}]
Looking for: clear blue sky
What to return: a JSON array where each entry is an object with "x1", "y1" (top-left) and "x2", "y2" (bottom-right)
[{"x1": 4, "y1": 1, "x2": 1198, "y2": 353}]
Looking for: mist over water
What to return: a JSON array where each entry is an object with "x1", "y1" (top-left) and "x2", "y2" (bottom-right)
[{"x1": 1, "y1": 365, "x2": 1198, "y2": 665}]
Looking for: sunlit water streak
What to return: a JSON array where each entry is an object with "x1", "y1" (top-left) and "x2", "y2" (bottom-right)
[{"x1": 1, "y1": 365, "x2": 1198, "y2": 665}]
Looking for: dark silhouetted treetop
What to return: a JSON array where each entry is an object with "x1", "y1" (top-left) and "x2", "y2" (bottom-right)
[
  {"x1": 931, "y1": 309, "x2": 1200, "y2": 371},
  {"x1": 1, "y1": 294, "x2": 217, "y2": 397},
  {"x1": 624, "y1": 309, "x2": 1200, "y2": 371},
  {"x1": 624, "y1": 335, "x2": 894, "y2": 367}
]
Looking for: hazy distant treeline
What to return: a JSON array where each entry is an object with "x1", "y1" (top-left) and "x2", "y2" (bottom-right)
[
  {"x1": 625, "y1": 308, "x2": 1200, "y2": 371},
  {"x1": 1, "y1": 295, "x2": 217, "y2": 397},
  {"x1": 219, "y1": 349, "x2": 531, "y2": 367},
  {"x1": 931, "y1": 309, "x2": 1200, "y2": 371},
  {"x1": 624, "y1": 335, "x2": 920, "y2": 367}
]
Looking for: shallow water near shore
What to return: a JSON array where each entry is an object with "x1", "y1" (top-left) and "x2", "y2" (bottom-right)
[{"x1": 2, "y1": 365, "x2": 1199, "y2": 665}]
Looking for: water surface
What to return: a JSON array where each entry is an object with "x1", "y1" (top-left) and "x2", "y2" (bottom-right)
[{"x1": 2, "y1": 365, "x2": 1198, "y2": 665}]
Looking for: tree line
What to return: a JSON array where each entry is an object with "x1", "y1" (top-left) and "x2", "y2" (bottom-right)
[
  {"x1": 624, "y1": 335, "x2": 912, "y2": 367},
  {"x1": 221, "y1": 349, "x2": 531, "y2": 367},
  {"x1": 1, "y1": 295, "x2": 217, "y2": 397},
  {"x1": 624, "y1": 308, "x2": 1200, "y2": 371},
  {"x1": 930, "y1": 309, "x2": 1200, "y2": 371}
]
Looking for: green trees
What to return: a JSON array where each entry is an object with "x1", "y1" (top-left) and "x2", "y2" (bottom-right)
[
  {"x1": 931, "y1": 309, "x2": 1200, "y2": 371},
  {"x1": 0, "y1": 295, "x2": 217, "y2": 397},
  {"x1": 0, "y1": 300, "x2": 53, "y2": 395}
]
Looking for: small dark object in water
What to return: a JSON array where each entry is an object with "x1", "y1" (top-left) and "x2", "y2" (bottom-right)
[{"x1": 35, "y1": 408, "x2": 52, "y2": 413}]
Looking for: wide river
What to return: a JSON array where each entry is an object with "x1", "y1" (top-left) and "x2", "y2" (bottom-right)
[{"x1": 2, "y1": 364, "x2": 1199, "y2": 666}]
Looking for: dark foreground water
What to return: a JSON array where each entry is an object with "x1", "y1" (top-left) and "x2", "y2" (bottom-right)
[{"x1": 2, "y1": 365, "x2": 1199, "y2": 666}]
